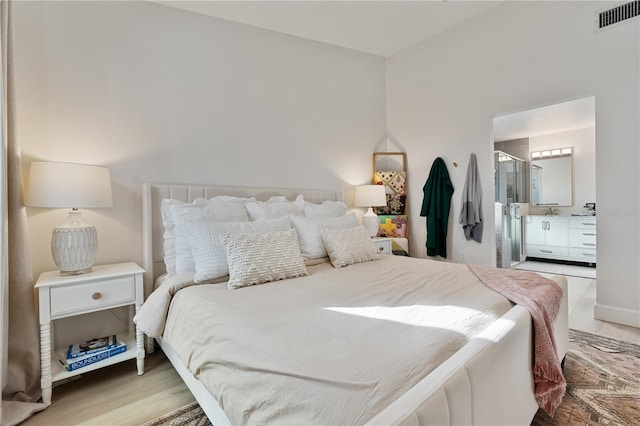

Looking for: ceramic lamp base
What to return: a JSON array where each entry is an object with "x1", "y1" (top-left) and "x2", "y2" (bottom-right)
[
  {"x1": 51, "y1": 211, "x2": 97, "y2": 275},
  {"x1": 362, "y1": 208, "x2": 380, "y2": 238}
]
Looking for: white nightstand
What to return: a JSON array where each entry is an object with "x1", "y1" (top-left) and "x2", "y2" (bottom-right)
[
  {"x1": 35, "y1": 262, "x2": 145, "y2": 405},
  {"x1": 372, "y1": 237, "x2": 392, "y2": 255}
]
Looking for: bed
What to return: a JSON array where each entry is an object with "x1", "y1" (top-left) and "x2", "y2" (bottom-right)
[{"x1": 137, "y1": 182, "x2": 569, "y2": 425}]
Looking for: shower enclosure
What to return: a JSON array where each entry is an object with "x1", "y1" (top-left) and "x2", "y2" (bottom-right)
[
  {"x1": 495, "y1": 151, "x2": 527, "y2": 204},
  {"x1": 494, "y1": 151, "x2": 527, "y2": 268}
]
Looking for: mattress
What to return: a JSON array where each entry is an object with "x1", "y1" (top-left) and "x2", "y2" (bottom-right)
[{"x1": 160, "y1": 255, "x2": 513, "y2": 425}]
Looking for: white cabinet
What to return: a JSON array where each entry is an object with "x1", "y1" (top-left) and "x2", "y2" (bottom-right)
[
  {"x1": 524, "y1": 216, "x2": 596, "y2": 263},
  {"x1": 524, "y1": 216, "x2": 569, "y2": 259},
  {"x1": 35, "y1": 262, "x2": 145, "y2": 405},
  {"x1": 568, "y1": 217, "x2": 597, "y2": 263}
]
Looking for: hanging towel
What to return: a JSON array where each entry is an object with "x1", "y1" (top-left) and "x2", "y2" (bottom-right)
[
  {"x1": 459, "y1": 153, "x2": 483, "y2": 243},
  {"x1": 420, "y1": 157, "x2": 454, "y2": 258}
]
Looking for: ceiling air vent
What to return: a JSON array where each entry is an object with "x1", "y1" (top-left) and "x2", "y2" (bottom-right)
[{"x1": 595, "y1": 1, "x2": 639, "y2": 31}]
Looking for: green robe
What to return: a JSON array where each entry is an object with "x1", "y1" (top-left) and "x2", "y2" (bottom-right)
[{"x1": 420, "y1": 157, "x2": 454, "y2": 258}]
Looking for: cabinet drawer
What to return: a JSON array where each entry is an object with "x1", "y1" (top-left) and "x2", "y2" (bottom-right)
[
  {"x1": 569, "y1": 229, "x2": 597, "y2": 247},
  {"x1": 372, "y1": 239, "x2": 392, "y2": 255},
  {"x1": 50, "y1": 276, "x2": 135, "y2": 318},
  {"x1": 526, "y1": 245, "x2": 569, "y2": 258},
  {"x1": 569, "y1": 247, "x2": 597, "y2": 262},
  {"x1": 570, "y1": 218, "x2": 596, "y2": 229}
]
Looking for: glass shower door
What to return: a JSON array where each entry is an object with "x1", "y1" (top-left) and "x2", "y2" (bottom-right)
[
  {"x1": 494, "y1": 151, "x2": 527, "y2": 267},
  {"x1": 495, "y1": 151, "x2": 527, "y2": 204}
]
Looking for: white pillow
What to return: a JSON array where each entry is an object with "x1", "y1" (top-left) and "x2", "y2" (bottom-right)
[
  {"x1": 304, "y1": 200, "x2": 348, "y2": 219},
  {"x1": 223, "y1": 229, "x2": 308, "y2": 290},
  {"x1": 161, "y1": 196, "x2": 253, "y2": 275},
  {"x1": 244, "y1": 195, "x2": 305, "y2": 221},
  {"x1": 185, "y1": 216, "x2": 291, "y2": 283},
  {"x1": 320, "y1": 225, "x2": 381, "y2": 268},
  {"x1": 290, "y1": 213, "x2": 358, "y2": 260}
]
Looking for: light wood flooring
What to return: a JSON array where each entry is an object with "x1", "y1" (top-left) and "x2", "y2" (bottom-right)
[
  {"x1": 22, "y1": 264, "x2": 639, "y2": 426},
  {"x1": 21, "y1": 350, "x2": 196, "y2": 426}
]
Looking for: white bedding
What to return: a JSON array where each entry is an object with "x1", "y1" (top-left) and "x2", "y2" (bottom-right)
[{"x1": 157, "y1": 256, "x2": 513, "y2": 425}]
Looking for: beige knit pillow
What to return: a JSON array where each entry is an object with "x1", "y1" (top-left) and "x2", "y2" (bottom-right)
[
  {"x1": 223, "y1": 229, "x2": 308, "y2": 290},
  {"x1": 320, "y1": 225, "x2": 380, "y2": 268}
]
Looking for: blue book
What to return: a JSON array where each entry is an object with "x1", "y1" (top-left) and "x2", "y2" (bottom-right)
[
  {"x1": 59, "y1": 342, "x2": 127, "y2": 372},
  {"x1": 66, "y1": 335, "x2": 118, "y2": 359}
]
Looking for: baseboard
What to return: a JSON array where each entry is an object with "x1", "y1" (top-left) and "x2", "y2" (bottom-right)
[{"x1": 594, "y1": 303, "x2": 640, "y2": 328}]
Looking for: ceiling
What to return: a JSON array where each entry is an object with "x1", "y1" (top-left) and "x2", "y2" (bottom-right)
[
  {"x1": 155, "y1": 1, "x2": 504, "y2": 57},
  {"x1": 493, "y1": 97, "x2": 596, "y2": 142}
]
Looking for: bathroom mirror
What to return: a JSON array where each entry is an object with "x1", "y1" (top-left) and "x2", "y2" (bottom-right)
[{"x1": 530, "y1": 149, "x2": 573, "y2": 206}]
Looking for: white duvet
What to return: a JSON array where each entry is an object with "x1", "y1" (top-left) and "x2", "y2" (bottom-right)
[{"x1": 156, "y1": 256, "x2": 512, "y2": 425}]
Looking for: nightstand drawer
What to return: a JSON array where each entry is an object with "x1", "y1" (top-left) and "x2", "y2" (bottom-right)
[
  {"x1": 372, "y1": 238, "x2": 392, "y2": 255},
  {"x1": 50, "y1": 276, "x2": 135, "y2": 318}
]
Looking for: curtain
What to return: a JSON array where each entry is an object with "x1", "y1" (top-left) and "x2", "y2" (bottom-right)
[{"x1": 1, "y1": 1, "x2": 47, "y2": 424}]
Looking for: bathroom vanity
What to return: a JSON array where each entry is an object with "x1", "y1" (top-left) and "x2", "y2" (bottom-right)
[{"x1": 524, "y1": 215, "x2": 596, "y2": 264}]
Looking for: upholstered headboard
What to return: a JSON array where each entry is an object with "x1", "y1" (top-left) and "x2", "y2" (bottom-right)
[{"x1": 141, "y1": 183, "x2": 343, "y2": 297}]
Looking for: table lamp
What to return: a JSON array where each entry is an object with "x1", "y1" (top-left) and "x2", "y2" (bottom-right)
[
  {"x1": 26, "y1": 161, "x2": 113, "y2": 275},
  {"x1": 354, "y1": 184, "x2": 386, "y2": 237}
]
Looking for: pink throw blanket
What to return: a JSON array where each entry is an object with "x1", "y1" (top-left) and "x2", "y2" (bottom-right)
[{"x1": 468, "y1": 264, "x2": 566, "y2": 416}]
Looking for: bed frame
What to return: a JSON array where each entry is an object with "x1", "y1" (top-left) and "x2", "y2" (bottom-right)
[{"x1": 141, "y1": 182, "x2": 569, "y2": 425}]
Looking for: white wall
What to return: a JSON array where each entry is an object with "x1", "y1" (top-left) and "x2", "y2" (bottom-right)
[
  {"x1": 13, "y1": 1, "x2": 639, "y2": 328},
  {"x1": 529, "y1": 127, "x2": 596, "y2": 215},
  {"x1": 14, "y1": 1, "x2": 386, "y2": 278},
  {"x1": 387, "y1": 2, "x2": 639, "y2": 326}
]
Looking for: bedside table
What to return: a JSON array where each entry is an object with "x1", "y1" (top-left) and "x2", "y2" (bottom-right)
[
  {"x1": 35, "y1": 262, "x2": 145, "y2": 405},
  {"x1": 372, "y1": 237, "x2": 392, "y2": 255}
]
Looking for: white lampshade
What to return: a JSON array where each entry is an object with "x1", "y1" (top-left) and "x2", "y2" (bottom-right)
[
  {"x1": 354, "y1": 185, "x2": 387, "y2": 237},
  {"x1": 26, "y1": 161, "x2": 113, "y2": 275},
  {"x1": 26, "y1": 162, "x2": 113, "y2": 209},
  {"x1": 354, "y1": 185, "x2": 386, "y2": 208}
]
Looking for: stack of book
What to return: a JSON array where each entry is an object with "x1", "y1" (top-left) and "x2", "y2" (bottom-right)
[{"x1": 59, "y1": 335, "x2": 127, "y2": 372}]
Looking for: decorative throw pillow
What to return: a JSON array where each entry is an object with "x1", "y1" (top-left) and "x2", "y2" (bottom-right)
[
  {"x1": 185, "y1": 216, "x2": 291, "y2": 283},
  {"x1": 244, "y1": 195, "x2": 305, "y2": 221},
  {"x1": 161, "y1": 196, "x2": 252, "y2": 275},
  {"x1": 223, "y1": 229, "x2": 308, "y2": 290},
  {"x1": 303, "y1": 200, "x2": 348, "y2": 219},
  {"x1": 320, "y1": 225, "x2": 381, "y2": 268},
  {"x1": 290, "y1": 213, "x2": 358, "y2": 259}
]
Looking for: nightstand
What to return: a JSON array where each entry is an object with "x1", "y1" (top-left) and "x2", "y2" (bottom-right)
[
  {"x1": 35, "y1": 262, "x2": 145, "y2": 405},
  {"x1": 372, "y1": 237, "x2": 392, "y2": 255}
]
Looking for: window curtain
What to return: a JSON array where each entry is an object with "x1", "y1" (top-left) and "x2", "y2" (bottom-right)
[{"x1": 0, "y1": 1, "x2": 47, "y2": 424}]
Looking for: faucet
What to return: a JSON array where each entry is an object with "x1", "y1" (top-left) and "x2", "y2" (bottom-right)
[{"x1": 544, "y1": 206, "x2": 554, "y2": 215}]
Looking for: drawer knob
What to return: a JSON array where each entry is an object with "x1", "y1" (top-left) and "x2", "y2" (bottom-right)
[
  {"x1": 378, "y1": 246, "x2": 385, "y2": 252},
  {"x1": 92, "y1": 292, "x2": 102, "y2": 300}
]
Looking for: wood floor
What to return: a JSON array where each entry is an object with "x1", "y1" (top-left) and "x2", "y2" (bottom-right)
[
  {"x1": 21, "y1": 350, "x2": 196, "y2": 426},
  {"x1": 22, "y1": 266, "x2": 639, "y2": 426}
]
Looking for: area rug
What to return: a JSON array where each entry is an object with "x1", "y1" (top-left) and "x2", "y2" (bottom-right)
[
  {"x1": 532, "y1": 329, "x2": 639, "y2": 425},
  {"x1": 144, "y1": 329, "x2": 638, "y2": 426},
  {"x1": 142, "y1": 401, "x2": 211, "y2": 426}
]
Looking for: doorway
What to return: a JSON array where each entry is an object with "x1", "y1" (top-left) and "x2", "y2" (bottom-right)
[{"x1": 492, "y1": 96, "x2": 596, "y2": 270}]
